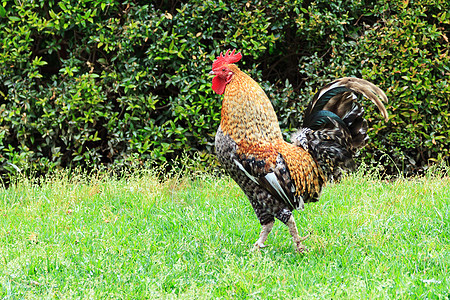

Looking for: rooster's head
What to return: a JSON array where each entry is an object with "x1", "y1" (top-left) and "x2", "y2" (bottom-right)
[{"x1": 210, "y1": 49, "x2": 242, "y2": 95}]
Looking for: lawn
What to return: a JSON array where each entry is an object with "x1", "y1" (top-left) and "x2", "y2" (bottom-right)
[{"x1": 0, "y1": 168, "x2": 449, "y2": 299}]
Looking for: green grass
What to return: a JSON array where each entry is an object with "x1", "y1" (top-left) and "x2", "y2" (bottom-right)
[{"x1": 0, "y1": 169, "x2": 449, "y2": 299}]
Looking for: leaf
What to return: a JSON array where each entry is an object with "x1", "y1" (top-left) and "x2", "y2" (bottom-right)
[
  {"x1": 49, "y1": 10, "x2": 57, "y2": 19},
  {"x1": 0, "y1": 5, "x2": 6, "y2": 18},
  {"x1": 8, "y1": 16, "x2": 20, "y2": 22},
  {"x1": 58, "y1": 2, "x2": 67, "y2": 11}
]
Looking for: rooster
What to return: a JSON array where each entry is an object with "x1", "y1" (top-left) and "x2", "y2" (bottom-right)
[{"x1": 210, "y1": 50, "x2": 388, "y2": 253}]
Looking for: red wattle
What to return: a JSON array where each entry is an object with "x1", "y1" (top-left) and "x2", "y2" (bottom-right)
[{"x1": 212, "y1": 76, "x2": 226, "y2": 95}]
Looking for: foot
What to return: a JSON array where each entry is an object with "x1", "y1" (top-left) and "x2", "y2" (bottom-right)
[
  {"x1": 253, "y1": 221, "x2": 274, "y2": 251},
  {"x1": 296, "y1": 242, "x2": 309, "y2": 254},
  {"x1": 287, "y1": 215, "x2": 312, "y2": 254},
  {"x1": 253, "y1": 241, "x2": 268, "y2": 250}
]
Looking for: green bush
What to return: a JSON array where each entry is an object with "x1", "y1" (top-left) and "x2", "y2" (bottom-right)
[
  {"x1": 353, "y1": 2, "x2": 450, "y2": 174},
  {"x1": 0, "y1": 0, "x2": 448, "y2": 180}
]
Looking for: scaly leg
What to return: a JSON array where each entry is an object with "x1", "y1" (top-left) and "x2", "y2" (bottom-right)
[
  {"x1": 287, "y1": 215, "x2": 310, "y2": 253},
  {"x1": 253, "y1": 221, "x2": 274, "y2": 250}
]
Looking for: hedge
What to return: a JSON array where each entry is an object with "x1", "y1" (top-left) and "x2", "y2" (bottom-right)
[{"x1": 0, "y1": 0, "x2": 449, "y2": 180}]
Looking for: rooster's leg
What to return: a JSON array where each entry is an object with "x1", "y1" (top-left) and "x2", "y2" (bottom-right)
[
  {"x1": 287, "y1": 215, "x2": 310, "y2": 253},
  {"x1": 253, "y1": 221, "x2": 274, "y2": 249}
]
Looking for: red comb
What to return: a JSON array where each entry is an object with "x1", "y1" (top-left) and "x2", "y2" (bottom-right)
[{"x1": 212, "y1": 49, "x2": 242, "y2": 69}]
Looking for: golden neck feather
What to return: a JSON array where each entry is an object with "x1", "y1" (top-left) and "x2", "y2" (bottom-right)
[{"x1": 220, "y1": 65, "x2": 283, "y2": 143}]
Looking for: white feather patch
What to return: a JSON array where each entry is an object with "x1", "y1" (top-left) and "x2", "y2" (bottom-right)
[
  {"x1": 295, "y1": 196, "x2": 305, "y2": 210},
  {"x1": 264, "y1": 172, "x2": 293, "y2": 207},
  {"x1": 234, "y1": 159, "x2": 259, "y2": 185}
]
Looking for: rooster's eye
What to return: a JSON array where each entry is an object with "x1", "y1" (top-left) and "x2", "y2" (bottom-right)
[{"x1": 222, "y1": 68, "x2": 226, "y2": 72}]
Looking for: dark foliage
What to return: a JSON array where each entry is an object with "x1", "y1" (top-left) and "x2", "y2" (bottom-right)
[{"x1": 0, "y1": 0, "x2": 448, "y2": 180}]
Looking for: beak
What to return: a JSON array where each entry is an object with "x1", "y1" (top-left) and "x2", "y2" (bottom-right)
[{"x1": 209, "y1": 70, "x2": 216, "y2": 75}]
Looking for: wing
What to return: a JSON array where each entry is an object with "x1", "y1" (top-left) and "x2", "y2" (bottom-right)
[{"x1": 235, "y1": 139, "x2": 325, "y2": 210}]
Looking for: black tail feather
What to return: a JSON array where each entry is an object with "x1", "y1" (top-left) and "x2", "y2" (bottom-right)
[{"x1": 293, "y1": 77, "x2": 388, "y2": 181}]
